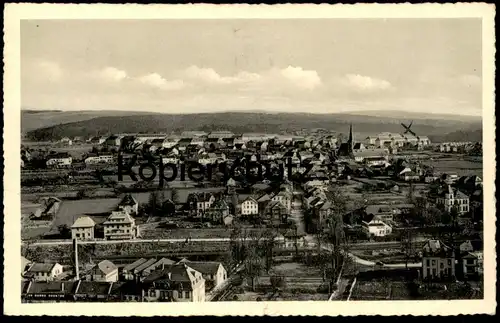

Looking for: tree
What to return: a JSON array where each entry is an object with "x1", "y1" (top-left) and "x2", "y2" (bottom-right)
[
  {"x1": 58, "y1": 224, "x2": 71, "y2": 238},
  {"x1": 243, "y1": 232, "x2": 264, "y2": 292},
  {"x1": 407, "y1": 182, "x2": 416, "y2": 204},
  {"x1": 261, "y1": 229, "x2": 277, "y2": 272},
  {"x1": 170, "y1": 188, "x2": 179, "y2": 204},
  {"x1": 270, "y1": 274, "x2": 286, "y2": 291},
  {"x1": 400, "y1": 219, "x2": 414, "y2": 270},
  {"x1": 147, "y1": 190, "x2": 161, "y2": 217}
]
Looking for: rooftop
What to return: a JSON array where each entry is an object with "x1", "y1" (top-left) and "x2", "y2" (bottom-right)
[
  {"x1": 96, "y1": 260, "x2": 118, "y2": 275},
  {"x1": 71, "y1": 216, "x2": 96, "y2": 228},
  {"x1": 27, "y1": 262, "x2": 57, "y2": 273}
]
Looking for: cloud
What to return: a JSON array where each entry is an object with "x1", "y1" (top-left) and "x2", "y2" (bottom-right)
[
  {"x1": 277, "y1": 66, "x2": 322, "y2": 90},
  {"x1": 341, "y1": 74, "x2": 393, "y2": 91},
  {"x1": 37, "y1": 60, "x2": 63, "y2": 81},
  {"x1": 138, "y1": 73, "x2": 185, "y2": 91},
  {"x1": 96, "y1": 67, "x2": 128, "y2": 82},
  {"x1": 183, "y1": 66, "x2": 260, "y2": 85}
]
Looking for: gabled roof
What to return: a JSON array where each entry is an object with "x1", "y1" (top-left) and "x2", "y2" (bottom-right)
[
  {"x1": 71, "y1": 216, "x2": 96, "y2": 228},
  {"x1": 75, "y1": 281, "x2": 113, "y2": 296},
  {"x1": 241, "y1": 196, "x2": 258, "y2": 204},
  {"x1": 103, "y1": 211, "x2": 134, "y2": 225},
  {"x1": 25, "y1": 281, "x2": 78, "y2": 295},
  {"x1": 143, "y1": 264, "x2": 200, "y2": 290},
  {"x1": 266, "y1": 200, "x2": 286, "y2": 210},
  {"x1": 119, "y1": 194, "x2": 138, "y2": 206},
  {"x1": 422, "y1": 239, "x2": 454, "y2": 257},
  {"x1": 134, "y1": 258, "x2": 158, "y2": 274},
  {"x1": 123, "y1": 258, "x2": 148, "y2": 272},
  {"x1": 257, "y1": 193, "x2": 271, "y2": 203},
  {"x1": 27, "y1": 262, "x2": 58, "y2": 273},
  {"x1": 180, "y1": 261, "x2": 222, "y2": 275},
  {"x1": 95, "y1": 260, "x2": 117, "y2": 275},
  {"x1": 140, "y1": 258, "x2": 177, "y2": 276}
]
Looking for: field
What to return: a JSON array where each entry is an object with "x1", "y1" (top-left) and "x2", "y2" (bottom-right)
[
  {"x1": 22, "y1": 240, "x2": 231, "y2": 264},
  {"x1": 350, "y1": 279, "x2": 483, "y2": 300},
  {"x1": 20, "y1": 187, "x2": 227, "y2": 239},
  {"x1": 229, "y1": 262, "x2": 329, "y2": 301},
  {"x1": 423, "y1": 158, "x2": 483, "y2": 177}
]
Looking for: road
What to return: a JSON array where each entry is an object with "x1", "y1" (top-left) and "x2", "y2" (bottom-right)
[
  {"x1": 22, "y1": 237, "x2": 233, "y2": 246},
  {"x1": 319, "y1": 240, "x2": 422, "y2": 268},
  {"x1": 291, "y1": 198, "x2": 306, "y2": 235},
  {"x1": 22, "y1": 234, "x2": 424, "y2": 269}
]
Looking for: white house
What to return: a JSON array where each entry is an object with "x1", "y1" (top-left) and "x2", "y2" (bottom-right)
[
  {"x1": 240, "y1": 197, "x2": 259, "y2": 216},
  {"x1": 180, "y1": 261, "x2": 228, "y2": 291},
  {"x1": 422, "y1": 240, "x2": 455, "y2": 280},
  {"x1": 362, "y1": 220, "x2": 392, "y2": 237},
  {"x1": 196, "y1": 193, "x2": 216, "y2": 217},
  {"x1": 84, "y1": 155, "x2": 114, "y2": 165},
  {"x1": 271, "y1": 191, "x2": 292, "y2": 213},
  {"x1": 71, "y1": 216, "x2": 96, "y2": 240},
  {"x1": 103, "y1": 210, "x2": 139, "y2": 240},
  {"x1": 88, "y1": 260, "x2": 119, "y2": 282},
  {"x1": 26, "y1": 262, "x2": 64, "y2": 281},
  {"x1": 436, "y1": 185, "x2": 470, "y2": 214},
  {"x1": 46, "y1": 153, "x2": 72, "y2": 168}
]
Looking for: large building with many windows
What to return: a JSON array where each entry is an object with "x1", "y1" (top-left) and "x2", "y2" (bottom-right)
[
  {"x1": 436, "y1": 185, "x2": 470, "y2": 214},
  {"x1": 421, "y1": 240, "x2": 456, "y2": 280}
]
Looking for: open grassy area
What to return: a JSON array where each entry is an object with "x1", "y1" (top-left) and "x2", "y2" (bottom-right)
[
  {"x1": 350, "y1": 279, "x2": 483, "y2": 300},
  {"x1": 229, "y1": 261, "x2": 329, "y2": 301},
  {"x1": 423, "y1": 158, "x2": 482, "y2": 177},
  {"x1": 22, "y1": 240, "x2": 231, "y2": 264}
]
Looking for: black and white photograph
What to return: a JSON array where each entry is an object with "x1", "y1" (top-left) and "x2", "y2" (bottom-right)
[{"x1": 3, "y1": 3, "x2": 496, "y2": 316}]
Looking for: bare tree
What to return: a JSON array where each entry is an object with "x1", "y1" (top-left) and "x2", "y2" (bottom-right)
[{"x1": 401, "y1": 219, "x2": 414, "y2": 270}]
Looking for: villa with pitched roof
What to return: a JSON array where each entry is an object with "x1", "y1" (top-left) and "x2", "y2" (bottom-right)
[
  {"x1": 422, "y1": 240, "x2": 456, "y2": 280},
  {"x1": 436, "y1": 185, "x2": 470, "y2": 214},
  {"x1": 103, "y1": 210, "x2": 139, "y2": 240},
  {"x1": 71, "y1": 216, "x2": 96, "y2": 240},
  {"x1": 142, "y1": 263, "x2": 205, "y2": 302},
  {"x1": 117, "y1": 194, "x2": 139, "y2": 216},
  {"x1": 25, "y1": 262, "x2": 64, "y2": 281},
  {"x1": 88, "y1": 260, "x2": 119, "y2": 282}
]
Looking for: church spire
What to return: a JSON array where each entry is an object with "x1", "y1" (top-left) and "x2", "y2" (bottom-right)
[
  {"x1": 348, "y1": 124, "x2": 354, "y2": 156},
  {"x1": 348, "y1": 124, "x2": 353, "y2": 145}
]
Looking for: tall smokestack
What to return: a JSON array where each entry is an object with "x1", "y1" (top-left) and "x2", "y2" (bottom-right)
[{"x1": 73, "y1": 238, "x2": 80, "y2": 280}]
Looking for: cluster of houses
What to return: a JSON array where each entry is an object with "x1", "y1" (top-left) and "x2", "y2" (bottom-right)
[
  {"x1": 71, "y1": 194, "x2": 140, "y2": 241},
  {"x1": 421, "y1": 239, "x2": 483, "y2": 281},
  {"x1": 436, "y1": 142, "x2": 477, "y2": 153},
  {"x1": 21, "y1": 253, "x2": 229, "y2": 302},
  {"x1": 365, "y1": 132, "x2": 431, "y2": 150}
]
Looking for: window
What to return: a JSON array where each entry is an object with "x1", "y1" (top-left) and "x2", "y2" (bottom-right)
[
  {"x1": 448, "y1": 259, "x2": 451, "y2": 266},
  {"x1": 432, "y1": 260, "x2": 436, "y2": 266},
  {"x1": 184, "y1": 291, "x2": 190, "y2": 299},
  {"x1": 440, "y1": 263, "x2": 444, "y2": 269}
]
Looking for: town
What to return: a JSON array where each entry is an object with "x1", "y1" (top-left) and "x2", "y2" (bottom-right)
[{"x1": 20, "y1": 123, "x2": 484, "y2": 302}]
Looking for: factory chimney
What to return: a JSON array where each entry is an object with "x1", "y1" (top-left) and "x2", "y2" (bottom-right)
[{"x1": 73, "y1": 238, "x2": 80, "y2": 280}]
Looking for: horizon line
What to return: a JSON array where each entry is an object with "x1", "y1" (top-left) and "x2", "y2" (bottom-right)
[{"x1": 21, "y1": 108, "x2": 482, "y2": 118}]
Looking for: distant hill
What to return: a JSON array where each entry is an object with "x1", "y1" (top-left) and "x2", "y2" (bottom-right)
[
  {"x1": 24, "y1": 111, "x2": 482, "y2": 142},
  {"x1": 428, "y1": 129, "x2": 483, "y2": 143},
  {"x1": 21, "y1": 109, "x2": 161, "y2": 133},
  {"x1": 347, "y1": 110, "x2": 482, "y2": 123}
]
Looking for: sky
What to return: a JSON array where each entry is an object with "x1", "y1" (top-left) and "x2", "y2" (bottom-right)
[{"x1": 21, "y1": 19, "x2": 482, "y2": 116}]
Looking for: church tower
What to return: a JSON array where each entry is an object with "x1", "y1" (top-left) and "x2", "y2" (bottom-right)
[{"x1": 348, "y1": 124, "x2": 354, "y2": 156}]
